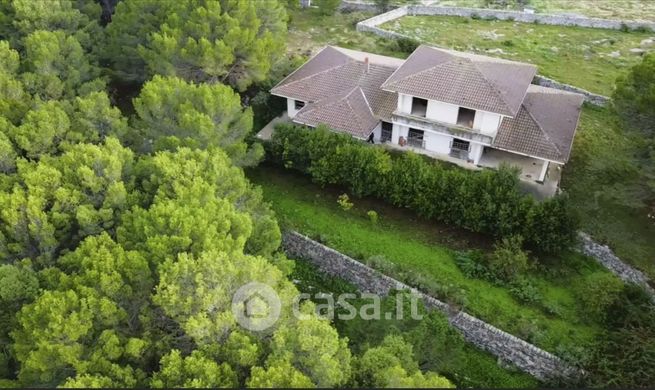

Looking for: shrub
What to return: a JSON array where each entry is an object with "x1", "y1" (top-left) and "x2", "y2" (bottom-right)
[
  {"x1": 486, "y1": 236, "x2": 531, "y2": 281},
  {"x1": 454, "y1": 250, "x2": 489, "y2": 279},
  {"x1": 337, "y1": 193, "x2": 354, "y2": 211},
  {"x1": 509, "y1": 277, "x2": 542, "y2": 304},
  {"x1": 316, "y1": 0, "x2": 341, "y2": 16},
  {"x1": 576, "y1": 272, "x2": 624, "y2": 322},
  {"x1": 367, "y1": 210, "x2": 379, "y2": 224},
  {"x1": 267, "y1": 124, "x2": 578, "y2": 253},
  {"x1": 396, "y1": 37, "x2": 420, "y2": 54}
]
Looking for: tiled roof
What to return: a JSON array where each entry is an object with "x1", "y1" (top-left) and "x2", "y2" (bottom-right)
[
  {"x1": 293, "y1": 87, "x2": 378, "y2": 139},
  {"x1": 271, "y1": 46, "x2": 401, "y2": 134},
  {"x1": 493, "y1": 85, "x2": 584, "y2": 163},
  {"x1": 381, "y1": 45, "x2": 537, "y2": 117}
]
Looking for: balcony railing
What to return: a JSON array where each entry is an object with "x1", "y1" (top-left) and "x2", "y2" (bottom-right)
[{"x1": 392, "y1": 111, "x2": 493, "y2": 145}]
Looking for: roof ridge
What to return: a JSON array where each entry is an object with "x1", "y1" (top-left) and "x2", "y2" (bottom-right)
[
  {"x1": 300, "y1": 86, "x2": 358, "y2": 116},
  {"x1": 468, "y1": 59, "x2": 516, "y2": 116},
  {"x1": 345, "y1": 87, "x2": 372, "y2": 134},
  {"x1": 271, "y1": 47, "x2": 353, "y2": 93},
  {"x1": 381, "y1": 45, "x2": 448, "y2": 88},
  {"x1": 382, "y1": 56, "x2": 455, "y2": 90},
  {"x1": 522, "y1": 103, "x2": 563, "y2": 159}
]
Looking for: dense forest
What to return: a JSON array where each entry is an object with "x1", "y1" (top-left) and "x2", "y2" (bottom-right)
[
  {"x1": 0, "y1": 0, "x2": 453, "y2": 387},
  {"x1": 1, "y1": 0, "x2": 654, "y2": 388}
]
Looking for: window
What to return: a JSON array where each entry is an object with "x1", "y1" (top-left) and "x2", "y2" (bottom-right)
[
  {"x1": 381, "y1": 121, "x2": 392, "y2": 142},
  {"x1": 407, "y1": 128, "x2": 425, "y2": 148},
  {"x1": 294, "y1": 100, "x2": 305, "y2": 110},
  {"x1": 451, "y1": 138, "x2": 470, "y2": 152},
  {"x1": 456, "y1": 107, "x2": 476, "y2": 128},
  {"x1": 411, "y1": 97, "x2": 428, "y2": 117}
]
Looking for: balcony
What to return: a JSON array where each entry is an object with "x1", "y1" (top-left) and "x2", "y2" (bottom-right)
[{"x1": 392, "y1": 111, "x2": 493, "y2": 145}]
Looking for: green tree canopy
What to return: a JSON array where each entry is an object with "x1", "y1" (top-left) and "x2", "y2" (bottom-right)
[
  {"x1": 1, "y1": 0, "x2": 101, "y2": 50},
  {"x1": 21, "y1": 31, "x2": 103, "y2": 101},
  {"x1": 353, "y1": 335, "x2": 454, "y2": 388},
  {"x1": 132, "y1": 75, "x2": 263, "y2": 166},
  {"x1": 137, "y1": 0, "x2": 287, "y2": 90}
]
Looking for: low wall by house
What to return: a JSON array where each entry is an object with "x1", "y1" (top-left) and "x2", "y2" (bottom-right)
[
  {"x1": 578, "y1": 232, "x2": 655, "y2": 301},
  {"x1": 282, "y1": 230, "x2": 581, "y2": 382},
  {"x1": 533, "y1": 76, "x2": 609, "y2": 106}
]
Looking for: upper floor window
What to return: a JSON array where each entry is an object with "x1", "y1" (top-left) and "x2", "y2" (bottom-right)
[
  {"x1": 295, "y1": 100, "x2": 305, "y2": 110},
  {"x1": 457, "y1": 107, "x2": 475, "y2": 128},
  {"x1": 411, "y1": 97, "x2": 428, "y2": 117}
]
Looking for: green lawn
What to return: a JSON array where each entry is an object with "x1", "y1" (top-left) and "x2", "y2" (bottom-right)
[
  {"x1": 561, "y1": 105, "x2": 655, "y2": 279},
  {"x1": 380, "y1": 15, "x2": 653, "y2": 95},
  {"x1": 438, "y1": 0, "x2": 655, "y2": 21},
  {"x1": 291, "y1": 260, "x2": 539, "y2": 388},
  {"x1": 248, "y1": 164, "x2": 608, "y2": 357}
]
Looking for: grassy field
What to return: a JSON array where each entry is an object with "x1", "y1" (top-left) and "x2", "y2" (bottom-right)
[
  {"x1": 561, "y1": 105, "x2": 655, "y2": 279},
  {"x1": 291, "y1": 260, "x2": 539, "y2": 387},
  {"x1": 438, "y1": 0, "x2": 655, "y2": 21},
  {"x1": 287, "y1": 9, "x2": 406, "y2": 57},
  {"x1": 380, "y1": 15, "x2": 653, "y2": 95},
  {"x1": 247, "y1": 164, "x2": 610, "y2": 357}
]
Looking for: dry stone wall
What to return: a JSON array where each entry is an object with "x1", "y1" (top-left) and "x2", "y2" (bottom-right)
[
  {"x1": 578, "y1": 232, "x2": 655, "y2": 301},
  {"x1": 353, "y1": 4, "x2": 655, "y2": 105},
  {"x1": 282, "y1": 230, "x2": 581, "y2": 382}
]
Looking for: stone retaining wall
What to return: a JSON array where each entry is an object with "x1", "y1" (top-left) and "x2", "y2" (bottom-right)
[
  {"x1": 283, "y1": 230, "x2": 580, "y2": 382},
  {"x1": 578, "y1": 232, "x2": 655, "y2": 300}
]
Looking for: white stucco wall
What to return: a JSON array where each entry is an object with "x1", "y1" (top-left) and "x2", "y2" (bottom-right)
[
  {"x1": 392, "y1": 123, "x2": 408, "y2": 144},
  {"x1": 287, "y1": 98, "x2": 303, "y2": 119},
  {"x1": 372, "y1": 122, "x2": 382, "y2": 143},
  {"x1": 423, "y1": 131, "x2": 452, "y2": 154},
  {"x1": 469, "y1": 143, "x2": 484, "y2": 164},
  {"x1": 397, "y1": 93, "x2": 413, "y2": 113},
  {"x1": 426, "y1": 101, "x2": 459, "y2": 124},
  {"x1": 473, "y1": 111, "x2": 502, "y2": 136}
]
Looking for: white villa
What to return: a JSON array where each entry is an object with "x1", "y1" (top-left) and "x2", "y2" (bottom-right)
[{"x1": 268, "y1": 45, "x2": 584, "y2": 195}]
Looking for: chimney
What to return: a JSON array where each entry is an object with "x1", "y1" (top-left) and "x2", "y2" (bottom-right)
[{"x1": 364, "y1": 57, "x2": 369, "y2": 73}]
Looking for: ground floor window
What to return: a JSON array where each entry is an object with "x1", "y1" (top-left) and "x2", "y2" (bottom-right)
[
  {"x1": 407, "y1": 128, "x2": 425, "y2": 148},
  {"x1": 381, "y1": 121, "x2": 392, "y2": 142},
  {"x1": 451, "y1": 138, "x2": 470, "y2": 152},
  {"x1": 294, "y1": 100, "x2": 305, "y2": 110}
]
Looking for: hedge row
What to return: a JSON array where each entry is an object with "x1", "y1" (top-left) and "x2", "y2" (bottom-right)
[{"x1": 266, "y1": 124, "x2": 578, "y2": 254}]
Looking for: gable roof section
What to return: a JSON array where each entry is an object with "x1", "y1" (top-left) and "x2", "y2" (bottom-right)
[
  {"x1": 493, "y1": 85, "x2": 584, "y2": 163},
  {"x1": 381, "y1": 45, "x2": 537, "y2": 117},
  {"x1": 271, "y1": 46, "x2": 402, "y2": 130},
  {"x1": 293, "y1": 87, "x2": 379, "y2": 139}
]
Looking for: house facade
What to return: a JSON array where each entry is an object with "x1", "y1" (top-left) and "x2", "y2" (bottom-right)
[{"x1": 270, "y1": 45, "x2": 584, "y2": 190}]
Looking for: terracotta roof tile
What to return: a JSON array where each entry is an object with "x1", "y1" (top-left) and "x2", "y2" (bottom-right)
[
  {"x1": 381, "y1": 45, "x2": 537, "y2": 116},
  {"x1": 493, "y1": 85, "x2": 584, "y2": 163},
  {"x1": 293, "y1": 87, "x2": 378, "y2": 138}
]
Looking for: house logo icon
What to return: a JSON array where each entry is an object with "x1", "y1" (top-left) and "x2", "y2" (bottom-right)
[{"x1": 232, "y1": 282, "x2": 281, "y2": 331}]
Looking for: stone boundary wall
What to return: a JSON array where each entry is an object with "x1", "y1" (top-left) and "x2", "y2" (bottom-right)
[
  {"x1": 578, "y1": 232, "x2": 655, "y2": 301},
  {"x1": 352, "y1": 3, "x2": 655, "y2": 31},
  {"x1": 533, "y1": 75, "x2": 609, "y2": 106},
  {"x1": 282, "y1": 230, "x2": 580, "y2": 382},
  {"x1": 354, "y1": 4, "x2": 655, "y2": 106}
]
